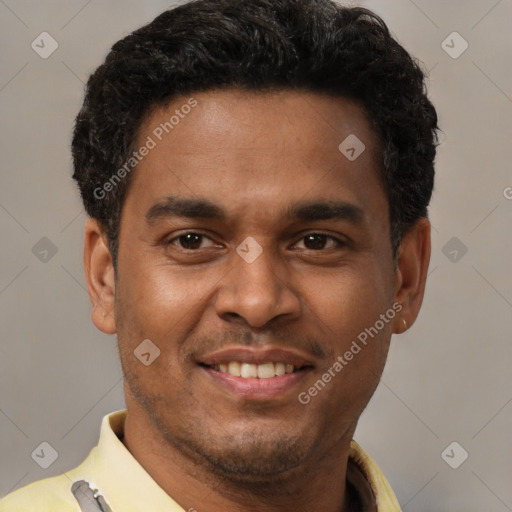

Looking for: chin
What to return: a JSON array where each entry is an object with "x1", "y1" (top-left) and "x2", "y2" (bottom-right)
[{"x1": 169, "y1": 426, "x2": 319, "y2": 483}]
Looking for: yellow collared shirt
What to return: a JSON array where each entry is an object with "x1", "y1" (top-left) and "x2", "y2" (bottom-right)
[{"x1": 1, "y1": 410, "x2": 402, "y2": 511}]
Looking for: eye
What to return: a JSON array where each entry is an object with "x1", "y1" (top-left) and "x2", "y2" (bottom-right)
[
  {"x1": 294, "y1": 233, "x2": 345, "y2": 251},
  {"x1": 166, "y1": 231, "x2": 346, "y2": 252},
  {"x1": 168, "y1": 232, "x2": 216, "y2": 250}
]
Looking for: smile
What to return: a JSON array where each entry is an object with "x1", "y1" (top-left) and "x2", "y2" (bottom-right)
[
  {"x1": 198, "y1": 346, "x2": 316, "y2": 399},
  {"x1": 207, "y1": 361, "x2": 299, "y2": 379}
]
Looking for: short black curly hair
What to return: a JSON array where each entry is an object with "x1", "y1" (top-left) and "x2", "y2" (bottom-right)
[{"x1": 72, "y1": 0, "x2": 439, "y2": 271}]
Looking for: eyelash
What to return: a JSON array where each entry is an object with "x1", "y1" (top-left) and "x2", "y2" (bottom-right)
[{"x1": 166, "y1": 231, "x2": 347, "y2": 251}]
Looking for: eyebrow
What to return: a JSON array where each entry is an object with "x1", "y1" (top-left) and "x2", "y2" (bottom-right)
[{"x1": 145, "y1": 195, "x2": 364, "y2": 225}]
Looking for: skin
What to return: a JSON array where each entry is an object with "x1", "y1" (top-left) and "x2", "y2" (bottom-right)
[{"x1": 84, "y1": 89, "x2": 431, "y2": 512}]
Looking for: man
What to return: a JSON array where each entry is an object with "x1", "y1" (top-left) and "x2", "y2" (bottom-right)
[{"x1": 1, "y1": 0, "x2": 438, "y2": 510}]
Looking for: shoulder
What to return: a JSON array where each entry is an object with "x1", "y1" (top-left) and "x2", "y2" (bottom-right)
[{"x1": 0, "y1": 474, "x2": 78, "y2": 511}]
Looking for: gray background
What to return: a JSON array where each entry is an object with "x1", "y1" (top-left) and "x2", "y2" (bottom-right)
[{"x1": 0, "y1": 0, "x2": 511, "y2": 510}]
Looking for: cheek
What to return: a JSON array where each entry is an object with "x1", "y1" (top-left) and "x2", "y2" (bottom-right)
[
  {"x1": 304, "y1": 264, "x2": 394, "y2": 406},
  {"x1": 309, "y1": 265, "x2": 393, "y2": 339},
  {"x1": 115, "y1": 262, "x2": 224, "y2": 352},
  {"x1": 305, "y1": 273, "x2": 393, "y2": 419}
]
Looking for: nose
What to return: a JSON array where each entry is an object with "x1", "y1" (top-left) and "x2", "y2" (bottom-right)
[{"x1": 214, "y1": 240, "x2": 302, "y2": 328}]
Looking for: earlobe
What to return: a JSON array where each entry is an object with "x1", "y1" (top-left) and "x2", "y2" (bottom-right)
[
  {"x1": 392, "y1": 218, "x2": 431, "y2": 334},
  {"x1": 84, "y1": 218, "x2": 117, "y2": 335},
  {"x1": 394, "y1": 317, "x2": 408, "y2": 335}
]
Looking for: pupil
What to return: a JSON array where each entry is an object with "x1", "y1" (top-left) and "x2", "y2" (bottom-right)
[
  {"x1": 305, "y1": 234, "x2": 326, "y2": 250},
  {"x1": 178, "y1": 234, "x2": 327, "y2": 250},
  {"x1": 181, "y1": 234, "x2": 201, "y2": 249}
]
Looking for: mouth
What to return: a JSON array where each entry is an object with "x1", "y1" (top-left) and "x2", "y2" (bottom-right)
[
  {"x1": 197, "y1": 347, "x2": 315, "y2": 400},
  {"x1": 200, "y1": 361, "x2": 306, "y2": 378}
]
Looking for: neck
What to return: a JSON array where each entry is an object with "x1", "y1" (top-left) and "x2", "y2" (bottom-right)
[{"x1": 122, "y1": 409, "x2": 359, "y2": 512}]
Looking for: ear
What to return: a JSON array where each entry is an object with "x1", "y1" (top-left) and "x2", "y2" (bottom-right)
[
  {"x1": 392, "y1": 217, "x2": 431, "y2": 334},
  {"x1": 84, "y1": 218, "x2": 116, "y2": 334}
]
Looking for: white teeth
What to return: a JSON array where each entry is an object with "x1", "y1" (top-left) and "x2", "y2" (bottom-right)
[
  {"x1": 240, "y1": 363, "x2": 258, "y2": 378},
  {"x1": 227, "y1": 361, "x2": 241, "y2": 377},
  {"x1": 275, "y1": 362, "x2": 285, "y2": 376},
  {"x1": 257, "y1": 362, "x2": 275, "y2": 379},
  {"x1": 215, "y1": 361, "x2": 296, "y2": 378}
]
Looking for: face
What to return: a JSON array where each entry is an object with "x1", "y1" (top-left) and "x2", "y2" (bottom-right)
[{"x1": 90, "y1": 89, "x2": 422, "y2": 481}]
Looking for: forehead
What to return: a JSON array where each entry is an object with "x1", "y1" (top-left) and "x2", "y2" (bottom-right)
[{"x1": 124, "y1": 88, "x2": 386, "y2": 224}]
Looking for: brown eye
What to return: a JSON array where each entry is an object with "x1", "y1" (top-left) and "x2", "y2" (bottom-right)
[
  {"x1": 168, "y1": 232, "x2": 214, "y2": 250},
  {"x1": 296, "y1": 233, "x2": 344, "y2": 251}
]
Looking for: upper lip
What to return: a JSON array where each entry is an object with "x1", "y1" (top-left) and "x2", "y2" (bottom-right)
[{"x1": 198, "y1": 346, "x2": 316, "y2": 368}]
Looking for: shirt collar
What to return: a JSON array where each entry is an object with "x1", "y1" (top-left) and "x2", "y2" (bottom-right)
[
  {"x1": 78, "y1": 410, "x2": 401, "y2": 511},
  {"x1": 78, "y1": 410, "x2": 182, "y2": 510},
  {"x1": 348, "y1": 440, "x2": 402, "y2": 511}
]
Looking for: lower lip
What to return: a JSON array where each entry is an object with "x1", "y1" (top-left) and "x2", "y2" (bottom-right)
[{"x1": 201, "y1": 366, "x2": 310, "y2": 400}]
